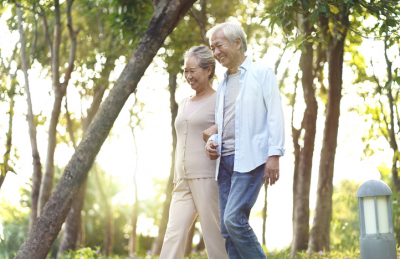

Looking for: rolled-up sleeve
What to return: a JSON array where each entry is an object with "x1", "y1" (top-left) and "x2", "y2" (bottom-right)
[{"x1": 261, "y1": 68, "x2": 285, "y2": 157}]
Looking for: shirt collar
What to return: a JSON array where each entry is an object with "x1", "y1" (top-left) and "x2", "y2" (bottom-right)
[{"x1": 223, "y1": 56, "x2": 251, "y2": 78}]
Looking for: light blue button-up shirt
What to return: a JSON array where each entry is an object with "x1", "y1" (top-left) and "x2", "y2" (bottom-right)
[{"x1": 209, "y1": 56, "x2": 285, "y2": 179}]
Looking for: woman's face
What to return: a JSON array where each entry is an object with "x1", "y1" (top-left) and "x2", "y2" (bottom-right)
[{"x1": 184, "y1": 56, "x2": 211, "y2": 91}]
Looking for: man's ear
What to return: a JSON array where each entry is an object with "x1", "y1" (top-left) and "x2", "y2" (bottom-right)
[{"x1": 235, "y1": 38, "x2": 242, "y2": 50}]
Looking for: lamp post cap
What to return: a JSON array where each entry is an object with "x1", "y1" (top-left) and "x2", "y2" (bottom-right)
[{"x1": 356, "y1": 179, "x2": 392, "y2": 198}]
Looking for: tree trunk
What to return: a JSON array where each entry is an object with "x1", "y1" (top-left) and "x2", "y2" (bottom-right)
[
  {"x1": 57, "y1": 83, "x2": 110, "y2": 257},
  {"x1": 129, "y1": 199, "x2": 139, "y2": 254},
  {"x1": 17, "y1": 5, "x2": 43, "y2": 232},
  {"x1": 290, "y1": 72, "x2": 301, "y2": 247},
  {"x1": 129, "y1": 113, "x2": 140, "y2": 255},
  {"x1": 151, "y1": 71, "x2": 179, "y2": 255},
  {"x1": 383, "y1": 36, "x2": 400, "y2": 193},
  {"x1": 262, "y1": 184, "x2": 268, "y2": 246},
  {"x1": 57, "y1": 180, "x2": 87, "y2": 257},
  {"x1": 189, "y1": 0, "x2": 208, "y2": 47},
  {"x1": 291, "y1": 17, "x2": 318, "y2": 253},
  {"x1": 38, "y1": 0, "x2": 78, "y2": 216},
  {"x1": 0, "y1": 83, "x2": 15, "y2": 189},
  {"x1": 93, "y1": 166, "x2": 114, "y2": 256},
  {"x1": 15, "y1": 1, "x2": 196, "y2": 257},
  {"x1": 185, "y1": 221, "x2": 196, "y2": 255},
  {"x1": 309, "y1": 13, "x2": 348, "y2": 252}
]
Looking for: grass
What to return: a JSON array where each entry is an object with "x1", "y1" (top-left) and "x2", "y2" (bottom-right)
[{"x1": 55, "y1": 246, "x2": 400, "y2": 259}]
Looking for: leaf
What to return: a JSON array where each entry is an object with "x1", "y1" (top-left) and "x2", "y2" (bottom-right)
[
  {"x1": 283, "y1": 1, "x2": 294, "y2": 6},
  {"x1": 329, "y1": 5, "x2": 340, "y2": 14},
  {"x1": 299, "y1": 43, "x2": 307, "y2": 53},
  {"x1": 387, "y1": 19, "x2": 396, "y2": 27},
  {"x1": 311, "y1": 9, "x2": 319, "y2": 21},
  {"x1": 343, "y1": 0, "x2": 349, "y2": 2},
  {"x1": 319, "y1": 4, "x2": 327, "y2": 13},
  {"x1": 315, "y1": 38, "x2": 324, "y2": 42},
  {"x1": 300, "y1": 0, "x2": 309, "y2": 11},
  {"x1": 395, "y1": 77, "x2": 400, "y2": 86}
]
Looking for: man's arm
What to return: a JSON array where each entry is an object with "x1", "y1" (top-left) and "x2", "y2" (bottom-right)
[{"x1": 261, "y1": 68, "x2": 285, "y2": 185}]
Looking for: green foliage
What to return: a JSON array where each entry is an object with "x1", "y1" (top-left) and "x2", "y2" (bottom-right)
[
  {"x1": 330, "y1": 180, "x2": 360, "y2": 251},
  {"x1": 108, "y1": 0, "x2": 153, "y2": 46},
  {"x1": 0, "y1": 187, "x2": 30, "y2": 258},
  {"x1": 378, "y1": 164, "x2": 400, "y2": 245},
  {"x1": 263, "y1": 0, "x2": 400, "y2": 52}
]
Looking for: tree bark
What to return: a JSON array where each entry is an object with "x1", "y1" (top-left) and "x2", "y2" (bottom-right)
[
  {"x1": 17, "y1": 4, "x2": 43, "y2": 233},
  {"x1": 15, "y1": 1, "x2": 196, "y2": 257},
  {"x1": 38, "y1": 0, "x2": 78, "y2": 216},
  {"x1": 291, "y1": 14, "x2": 318, "y2": 253},
  {"x1": 151, "y1": 71, "x2": 179, "y2": 254},
  {"x1": 309, "y1": 13, "x2": 348, "y2": 252}
]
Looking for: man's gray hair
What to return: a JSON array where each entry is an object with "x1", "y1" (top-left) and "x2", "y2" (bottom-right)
[
  {"x1": 206, "y1": 22, "x2": 247, "y2": 53},
  {"x1": 184, "y1": 45, "x2": 216, "y2": 82}
]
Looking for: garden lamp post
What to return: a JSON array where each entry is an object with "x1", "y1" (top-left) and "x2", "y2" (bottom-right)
[{"x1": 356, "y1": 179, "x2": 397, "y2": 259}]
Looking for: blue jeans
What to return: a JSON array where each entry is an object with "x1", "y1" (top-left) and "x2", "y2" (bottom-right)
[{"x1": 218, "y1": 155, "x2": 267, "y2": 259}]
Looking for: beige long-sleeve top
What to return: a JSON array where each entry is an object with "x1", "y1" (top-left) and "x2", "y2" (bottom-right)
[{"x1": 174, "y1": 93, "x2": 217, "y2": 183}]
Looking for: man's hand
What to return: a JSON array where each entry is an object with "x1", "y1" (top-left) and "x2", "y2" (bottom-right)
[
  {"x1": 205, "y1": 140, "x2": 220, "y2": 160},
  {"x1": 264, "y1": 156, "x2": 280, "y2": 186},
  {"x1": 203, "y1": 124, "x2": 218, "y2": 142}
]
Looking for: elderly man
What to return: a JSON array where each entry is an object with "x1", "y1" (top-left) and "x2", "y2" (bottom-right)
[{"x1": 205, "y1": 22, "x2": 285, "y2": 258}]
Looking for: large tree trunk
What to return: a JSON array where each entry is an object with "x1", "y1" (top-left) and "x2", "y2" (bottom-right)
[
  {"x1": 38, "y1": 0, "x2": 78, "y2": 216},
  {"x1": 17, "y1": 5, "x2": 43, "y2": 232},
  {"x1": 291, "y1": 15, "x2": 318, "y2": 252},
  {"x1": 15, "y1": 1, "x2": 196, "y2": 257},
  {"x1": 151, "y1": 72, "x2": 179, "y2": 254},
  {"x1": 309, "y1": 13, "x2": 348, "y2": 252}
]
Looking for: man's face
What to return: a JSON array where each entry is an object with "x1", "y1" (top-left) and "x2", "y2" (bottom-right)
[{"x1": 210, "y1": 29, "x2": 241, "y2": 71}]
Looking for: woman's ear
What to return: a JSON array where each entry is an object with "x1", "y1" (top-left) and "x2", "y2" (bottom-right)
[{"x1": 208, "y1": 66, "x2": 212, "y2": 76}]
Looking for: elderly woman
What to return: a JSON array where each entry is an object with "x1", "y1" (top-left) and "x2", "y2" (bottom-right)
[{"x1": 159, "y1": 46, "x2": 228, "y2": 259}]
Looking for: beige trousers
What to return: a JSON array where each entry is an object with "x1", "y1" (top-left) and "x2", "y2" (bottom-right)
[{"x1": 159, "y1": 178, "x2": 228, "y2": 259}]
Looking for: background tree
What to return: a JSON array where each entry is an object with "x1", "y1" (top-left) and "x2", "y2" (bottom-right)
[
  {"x1": 264, "y1": 0, "x2": 400, "y2": 252},
  {"x1": 37, "y1": 0, "x2": 79, "y2": 216},
  {"x1": 16, "y1": 3, "x2": 43, "y2": 233},
  {"x1": 14, "y1": 0, "x2": 197, "y2": 257},
  {"x1": 57, "y1": 0, "x2": 153, "y2": 254}
]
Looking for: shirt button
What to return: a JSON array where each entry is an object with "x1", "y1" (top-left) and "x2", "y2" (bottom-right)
[
  {"x1": 183, "y1": 146, "x2": 185, "y2": 149},
  {"x1": 182, "y1": 159, "x2": 185, "y2": 162},
  {"x1": 184, "y1": 132, "x2": 186, "y2": 135}
]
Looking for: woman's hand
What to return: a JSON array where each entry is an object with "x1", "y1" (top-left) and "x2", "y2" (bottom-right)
[
  {"x1": 205, "y1": 140, "x2": 220, "y2": 160},
  {"x1": 203, "y1": 124, "x2": 218, "y2": 142}
]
